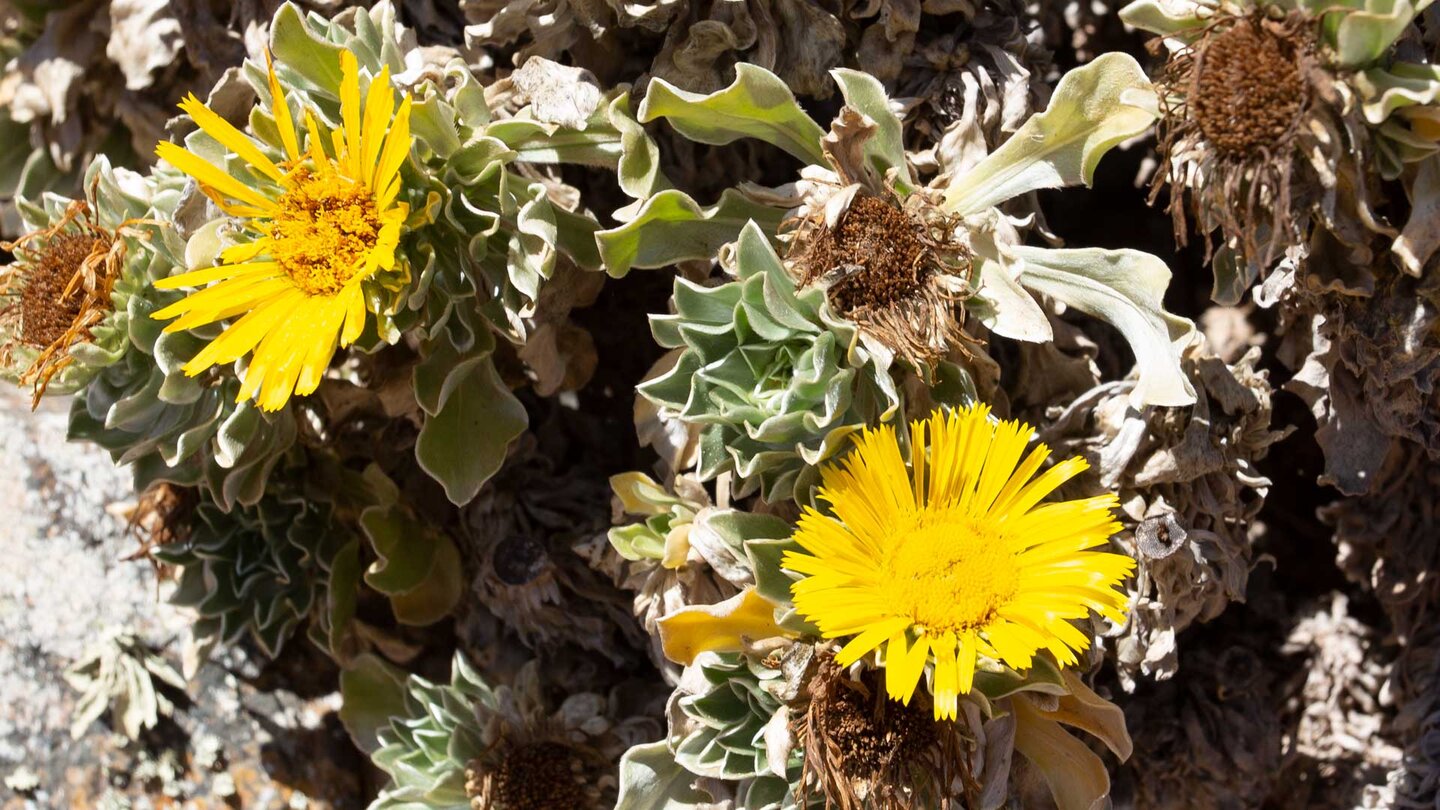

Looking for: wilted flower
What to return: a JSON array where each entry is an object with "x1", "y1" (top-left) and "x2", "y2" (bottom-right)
[
  {"x1": 153, "y1": 49, "x2": 413, "y2": 411},
  {"x1": 0, "y1": 159, "x2": 163, "y2": 405},
  {"x1": 784, "y1": 404, "x2": 1135, "y2": 720},
  {"x1": 1, "y1": 199, "x2": 124, "y2": 404},
  {"x1": 1124, "y1": 0, "x2": 1440, "y2": 297}
]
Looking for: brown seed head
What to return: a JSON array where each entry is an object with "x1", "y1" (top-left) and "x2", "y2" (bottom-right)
[
  {"x1": 18, "y1": 231, "x2": 111, "y2": 348},
  {"x1": 790, "y1": 192, "x2": 972, "y2": 368},
  {"x1": 1191, "y1": 16, "x2": 1310, "y2": 159},
  {"x1": 468, "y1": 742, "x2": 592, "y2": 810},
  {"x1": 797, "y1": 654, "x2": 964, "y2": 810},
  {"x1": 797, "y1": 194, "x2": 934, "y2": 313}
]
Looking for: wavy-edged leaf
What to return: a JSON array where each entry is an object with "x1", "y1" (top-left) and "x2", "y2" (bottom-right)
[
  {"x1": 1012, "y1": 695, "x2": 1113, "y2": 810},
  {"x1": 639, "y1": 63, "x2": 827, "y2": 165},
  {"x1": 831, "y1": 68, "x2": 913, "y2": 192},
  {"x1": 596, "y1": 188, "x2": 788, "y2": 278},
  {"x1": 415, "y1": 355, "x2": 527, "y2": 505},
  {"x1": 616, "y1": 741, "x2": 711, "y2": 809},
  {"x1": 658, "y1": 587, "x2": 787, "y2": 665},
  {"x1": 1011, "y1": 245, "x2": 1196, "y2": 407},
  {"x1": 943, "y1": 53, "x2": 1158, "y2": 216}
]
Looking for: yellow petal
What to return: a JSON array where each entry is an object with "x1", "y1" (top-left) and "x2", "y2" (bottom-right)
[
  {"x1": 264, "y1": 50, "x2": 302, "y2": 161},
  {"x1": 373, "y1": 95, "x2": 412, "y2": 197},
  {"x1": 339, "y1": 50, "x2": 362, "y2": 178},
  {"x1": 360, "y1": 65, "x2": 394, "y2": 187},
  {"x1": 178, "y1": 94, "x2": 284, "y2": 183},
  {"x1": 153, "y1": 260, "x2": 280, "y2": 291},
  {"x1": 156, "y1": 142, "x2": 277, "y2": 212},
  {"x1": 656, "y1": 587, "x2": 787, "y2": 666}
]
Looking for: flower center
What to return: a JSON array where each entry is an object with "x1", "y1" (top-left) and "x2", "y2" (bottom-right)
[
  {"x1": 882, "y1": 517, "x2": 1019, "y2": 635},
  {"x1": 264, "y1": 169, "x2": 380, "y2": 297},
  {"x1": 797, "y1": 194, "x2": 933, "y2": 312},
  {"x1": 19, "y1": 231, "x2": 111, "y2": 347},
  {"x1": 477, "y1": 742, "x2": 591, "y2": 810},
  {"x1": 1191, "y1": 16, "x2": 1309, "y2": 159}
]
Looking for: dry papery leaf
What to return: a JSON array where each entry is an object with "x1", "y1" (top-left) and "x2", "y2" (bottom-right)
[{"x1": 1039, "y1": 338, "x2": 1287, "y2": 687}]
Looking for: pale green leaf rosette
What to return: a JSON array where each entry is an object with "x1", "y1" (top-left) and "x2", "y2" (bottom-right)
[
  {"x1": 359, "y1": 653, "x2": 493, "y2": 809},
  {"x1": 637, "y1": 222, "x2": 899, "y2": 503},
  {"x1": 151, "y1": 484, "x2": 355, "y2": 663},
  {"x1": 350, "y1": 653, "x2": 650, "y2": 809}
]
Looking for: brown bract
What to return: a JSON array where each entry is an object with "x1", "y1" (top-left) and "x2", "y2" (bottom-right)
[
  {"x1": 0, "y1": 198, "x2": 129, "y2": 407},
  {"x1": 795, "y1": 653, "x2": 966, "y2": 810},
  {"x1": 788, "y1": 191, "x2": 973, "y2": 370}
]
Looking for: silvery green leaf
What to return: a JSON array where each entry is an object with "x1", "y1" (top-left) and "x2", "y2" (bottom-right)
[
  {"x1": 269, "y1": 3, "x2": 347, "y2": 93},
  {"x1": 1320, "y1": 0, "x2": 1430, "y2": 68},
  {"x1": 597, "y1": 188, "x2": 788, "y2": 278},
  {"x1": 1354, "y1": 64, "x2": 1440, "y2": 125},
  {"x1": 616, "y1": 742, "x2": 711, "y2": 809},
  {"x1": 831, "y1": 68, "x2": 913, "y2": 193},
  {"x1": 972, "y1": 258, "x2": 1053, "y2": 342},
  {"x1": 1117, "y1": 0, "x2": 1207, "y2": 39},
  {"x1": 415, "y1": 355, "x2": 527, "y2": 506},
  {"x1": 639, "y1": 63, "x2": 828, "y2": 165},
  {"x1": 1011, "y1": 246, "x2": 1196, "y2": 407},
  {"x1": 943, "y1": 53, "x2": 1158, "y2": 216}
]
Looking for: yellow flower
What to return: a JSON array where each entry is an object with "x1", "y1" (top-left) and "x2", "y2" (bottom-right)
[
  {"x1": 152, "y1": 50, "x2": 412, "y2": 411},
  {"x1": 784, "y1": 404, "x2": 1135, "y2": 720}
]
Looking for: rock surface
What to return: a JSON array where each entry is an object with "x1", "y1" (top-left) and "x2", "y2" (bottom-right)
[{"x1": 0, "y1": 389, "x2": 368, "y2": 809}]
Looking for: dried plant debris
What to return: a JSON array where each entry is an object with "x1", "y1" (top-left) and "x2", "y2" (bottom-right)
[
  {"x1": 1284, "y1": 257, "x2": 1440, "y2": 496},
  {"x1": 1276, "y1": 594, "x2": 1401, "y2": 807},
  {"x1": 1122, "y1": 642, "x2": 1284, "y2": 809},
  {"x1": 64, "y1": 628, "x2": 186, "y2": 741},
  {"x1": 6, "y1": 0, "x2": 1440, "y2": 806},
  {"x1": 1042, "y1": 341, "x2": 1286, "y2": 685}
]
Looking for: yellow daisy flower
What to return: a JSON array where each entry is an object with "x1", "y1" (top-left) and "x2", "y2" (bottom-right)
[
  {"x1": 152, "y1": 50, "x2": 412, "y2": 411},
  {"x1": 784, "y1": 404, "x2": 1136, "y2": 720}
]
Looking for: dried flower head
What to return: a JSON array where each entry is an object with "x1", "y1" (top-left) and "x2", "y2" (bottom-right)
[
  {"x1": 465, "y1": 739, "x2": 604, "y2": 810},
  {"x1": 0, "y1": 196, "x2": 133, "y2": 406},
  {"x1": 1150, "y1": 9, "x2": 1323, "y2": 278},
  {"x1": 796, "y1": 653, "x2": 962, "y2": 810},
  {"x1": 787, "y1": 188, "x2": 974, "y2": 369}
]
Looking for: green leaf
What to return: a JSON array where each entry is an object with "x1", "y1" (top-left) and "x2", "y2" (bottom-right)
[
  {"x1": 1012, "y1": 695, "x2": 1114, "y2": 810},
  {"x1": 596, "y1": 188, "x2": 788, "y2": 278},
  {"x1": 1323, "y1": 0, "x2": 1429, "y2": 68},
  {"x1": 1117, "y1": 0, "x2": 1207, "y2": 39},
  {"x1": 831, "y1": 69, "x2": 913, "y2": 193},
  {"x1": 943, "y1": 53, "x2": 1158, "y2": 216},
  {"x1": 270, "y1": 3, "x2": 346, "y2": 94},
  {"x1": 615, "y1": 742, "x2": 711, "y2": 809},
  {"x1": 358, "y1": 506, "x2": 438, "y2": 594},
  {"x1": 338, "y1": 654, "x2": 410, "y2": 754},
  {"x1": 639, "y1": 63, "x2": 827, "y2": 165},
  {"x1": 746, "y1": 536, "x2": 803, "y2": 606},
  {"x1": 386, "y1": 535, "x2": 464, "y2": 626},
  {"x1": 415, "y1": 355, "x2": 527, "y2": 505},
  {"x1": 1011, "y1": 245, "x2": 1196, "y2": 407},
  {"x1": 1354, "y1": 63, "x2": 1440, "y2": 125}
]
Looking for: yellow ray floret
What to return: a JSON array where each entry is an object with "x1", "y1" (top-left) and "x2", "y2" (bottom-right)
[
  {"x1": 784, "y1": 404, "x2": 1136, "y2": 720},
  {"x1": 152, "y1": 49, "x2": 413, "y2": 411}
]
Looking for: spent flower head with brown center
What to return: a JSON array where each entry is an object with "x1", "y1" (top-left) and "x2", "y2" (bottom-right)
[
  {"x1": 1125, "y1": 0, "x2": 1440, "y2": 296},
  {"x1": 0, "y1": 186, "x2": 152, "y2": 406}
]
